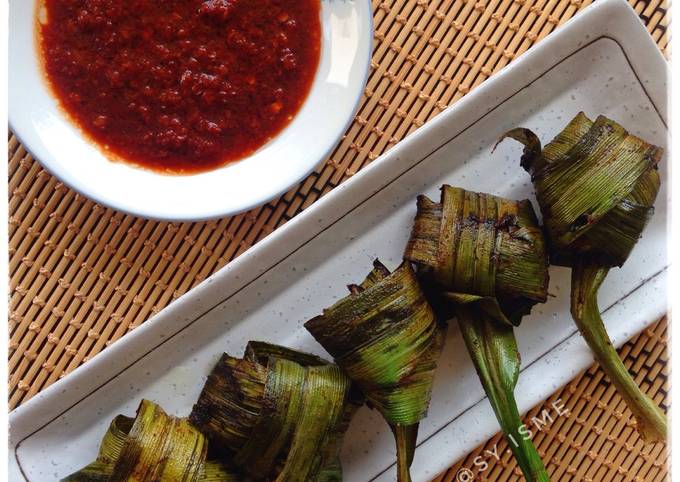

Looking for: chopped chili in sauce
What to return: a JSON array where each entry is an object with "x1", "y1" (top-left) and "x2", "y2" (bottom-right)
[{"x1": 39, "y1": 0, "x2": 321, "y2": 173}]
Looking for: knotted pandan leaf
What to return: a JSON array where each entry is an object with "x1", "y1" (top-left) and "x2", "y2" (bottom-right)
[
  {"x1": 499, "y1": 112, "x2": 666, "y2": 442},
  {"x1": 500, "y1": 112, "x2": 662, "y2": 267},
  {"x1": 405, "y1": 186, "x2": 550, "y2": 482},
  {"x1": 305, "y1": 260, "x2": 445, "y2": 482},
  {"x1": 405, "y1": 187, "x2": 548, "y2": 324},
  {"x1": 190, "y1": 342, "x2": 361, "y2": 481},
  {"x1": 62, "y1": 400, "x2": 240, "y2": 482},
  {"x1": 62, "y1": 416, "x2": 133, "y2": 481}
]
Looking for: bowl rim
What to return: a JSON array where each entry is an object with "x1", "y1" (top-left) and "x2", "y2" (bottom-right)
[{"x1": 9, "y1": 0, "x2": 374, "y2": 221}]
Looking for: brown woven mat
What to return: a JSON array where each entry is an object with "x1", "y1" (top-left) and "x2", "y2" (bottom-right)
[{"x1": 8, "y1": 0, "x2": 668, "y2": 478}]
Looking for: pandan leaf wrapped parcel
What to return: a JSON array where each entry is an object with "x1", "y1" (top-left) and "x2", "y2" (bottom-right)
[
  {"x1": 499, "y1": 112, "x2": 666, "y2": 442},
  {"x1": 62, "y1": 399, "x2": 239, "y2": 481},
  {"x1": 305, "y1": 260, "x2": 445, "y2": 482},
  {"x1": 190, "y1": 341, "x2": 361, "y2": 481},
  {"x1": 405, "y1": 186, "x2": 550, "y2": 482}
]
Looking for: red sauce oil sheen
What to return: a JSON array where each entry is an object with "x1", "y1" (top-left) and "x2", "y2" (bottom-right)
[{"x1": 39, "y1": 0, "x2": 321, "y2": 173}]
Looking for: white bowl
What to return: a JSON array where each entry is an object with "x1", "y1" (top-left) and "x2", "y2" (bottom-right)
[{"x1": 9, "y1": 0, "x2": 373, "y2": 220}]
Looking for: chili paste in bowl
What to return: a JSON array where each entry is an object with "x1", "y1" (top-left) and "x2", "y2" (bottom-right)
[
  {"x1": 39, "y1": 0, "x2": 321, "y2": 174},
  {"x1": 9, "y1": 0, "x2": 371, "y2": 219}
]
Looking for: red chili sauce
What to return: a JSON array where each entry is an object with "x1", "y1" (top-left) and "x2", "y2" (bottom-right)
[{"x1": 39, "y1": 0, "x2": 321, "y2": 173}]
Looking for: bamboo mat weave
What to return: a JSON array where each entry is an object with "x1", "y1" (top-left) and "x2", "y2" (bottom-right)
[{"x1": 8, "y1": 0, "x2": 668, "y2": 478}]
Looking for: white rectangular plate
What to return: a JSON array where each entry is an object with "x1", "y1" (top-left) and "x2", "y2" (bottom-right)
[{"x1": 9, "y1": 1, "x2": 668, "y2": 480}]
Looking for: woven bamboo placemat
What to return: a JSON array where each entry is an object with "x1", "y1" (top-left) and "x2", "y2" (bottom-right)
[{"x1": 8, "y1": 0, "x2": 668, "y2": 478}]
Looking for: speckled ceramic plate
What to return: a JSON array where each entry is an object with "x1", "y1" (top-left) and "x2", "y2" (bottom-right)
[{"x1": 9, "y1": 1, "x2": 667, "y2": 480}]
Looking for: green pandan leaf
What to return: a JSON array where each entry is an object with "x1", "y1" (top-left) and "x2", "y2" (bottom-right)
[
  {"x1": 190, "y1": 342, "x2": 361, "y2": 481},
  {"x1": 499, "y1": 112, "x2": 666, "y2": 443},
  {"x1": 571, "y1": 263, "x2": 667, "y2": 442},
  {"x1": 63, "y1": 400, "x2": 241, "y2": 482},
  {"x1": 305, "y1": 260, "x2": 445, "y2": 482},
  {"x1": 110, "y1": 400, "x2": 207, "y2": 481},
  {"x1": 456, "y1": 307, "x2": 550, "y2": 482},
  {"x1": 500, "y1": 113, "x2": 661, "y2": 267},
  {"x1": 61, "y1": 416, "x2": 133, "y2": 481},
  {"x1": 405, "y1": 186, "x2": 550, "y2": 482},
  {"x1": 444, "y1": 293, "x2": 514, "y2": 327},
  {"x1": 405, "y1": 187, "x2": 549, "y2": 321}
]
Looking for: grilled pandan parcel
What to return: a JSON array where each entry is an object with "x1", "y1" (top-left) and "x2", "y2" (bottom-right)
[
  {"x1": 62, "y1": 399, "x2": 240, "y2": 481},
  {"x1": 498, "y1": 112, "x2": 666, "y2": 442},
  {"x1": 190, "y1": 341, "x2": 362, "y2": 481},
  {"x1": 405, "y1": 186, "x2": 550, "y2": 482},
  {"x1": 305, "y1": 260, "x2": 445, "y2": 482}
]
